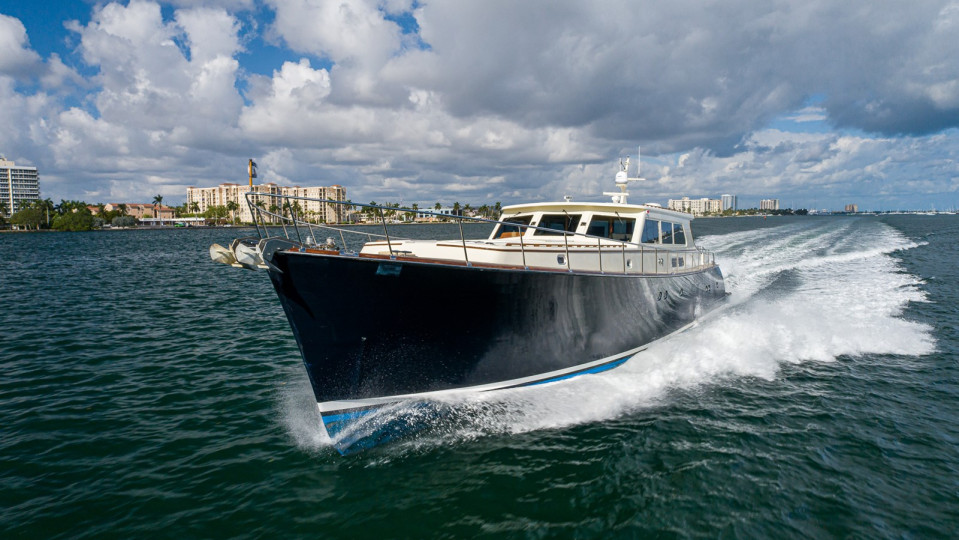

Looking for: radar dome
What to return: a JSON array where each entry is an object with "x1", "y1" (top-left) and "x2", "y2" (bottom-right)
[{"x1": 615, "y1": 171, "x2": 628, "y2": 185}]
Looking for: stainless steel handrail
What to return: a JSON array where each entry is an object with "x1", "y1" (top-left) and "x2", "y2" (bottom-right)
[{"x1": 244, "y1": 192, "x2": 718, "y2": 276}]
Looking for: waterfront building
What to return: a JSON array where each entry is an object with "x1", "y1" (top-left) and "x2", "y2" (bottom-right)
[
  {"x1": 760, "y1": 199, "x2": 780, "y2": 211},
  {"x1": 721, "y1": 194, "x2": 737, "y2": 211},
  {"x1": 0, "y1": 157, "x2": 40, "y2": 217},
  {"x1": 844, "y1": 204, "x2": 859, "y2": 213},
  {"x1": 667, "y1": 196, "x2": 722, "y2": 216},
  {"x1": 90, "y1": 203, "x2": 175, "y2": 220},
  {"x1": 187, "y1": 183, "x2": 348, "y2": 224}
]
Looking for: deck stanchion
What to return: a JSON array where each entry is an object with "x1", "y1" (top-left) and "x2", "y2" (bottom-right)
[
  {"x1": 246, "y1": 194, "x2": 262, "y2": 239},
  {"x1": 518, "y1": 225, "x2": 528, "y2": 269},
  {"x1": 279, "y1": 198, "x2": 291, "y2": 240},
  {"x1": 458, "y1": 217, "x2": 470, "y2": 266},
  {"x1": 378, "y1": 206, "x2": 394, "y2": 257},
  {"x1": 622, "y1": 242, "x2": 627, "y2": 274},
  {"x1": 598, "y1": 237, "x2": 603, "y2": 274},
  {"x1": 290, "y1": 202, "x2": 302, "y2": 244}
]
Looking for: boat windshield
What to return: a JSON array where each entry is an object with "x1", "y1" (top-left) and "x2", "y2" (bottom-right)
[
  {"x1": 492, "y1": 216, "x2": 532, "y2": 239},
  {"x1": 533, "y1": 214, "x2": 582, "y2": 236},
  {"x1": 587, "y1": 216, "x2": 635, "y2": 241}
]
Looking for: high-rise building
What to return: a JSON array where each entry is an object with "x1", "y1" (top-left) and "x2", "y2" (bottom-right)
[
  {"x1": 760, "y1": 199, "x2": 780, "y2": 211},
  {"x1": 844, "y1": 204, "x2": 858, "y2": 213},
  {"x1": 721, "y1": 194, "x2": 737, "y2": 211},
  {"x1": 0, "y1": 157, "x2": 40, "y2": 217},
  {"x1": 187, "y1": 183, "x2": 348, "y2": 223}
]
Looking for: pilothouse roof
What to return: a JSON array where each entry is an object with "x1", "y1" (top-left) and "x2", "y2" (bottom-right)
[{"x1": 501, "y1": 201, "x2": 694, "y2": 221}]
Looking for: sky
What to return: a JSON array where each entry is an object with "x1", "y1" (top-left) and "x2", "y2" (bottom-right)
[{"x1": 1, "y1": 0, "x2": 958, "y2": 211}]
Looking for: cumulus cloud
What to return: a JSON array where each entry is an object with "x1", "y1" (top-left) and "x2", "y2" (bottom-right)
[
  {"x1": 652, "y1": 128, "x2": 959, "y2": 210},
  {"x1": 2, "y1": 0, "x2": 959, "y2": 209},
  {"x1": 0, "y1": 14, "x2": 42, "y2": 76}
]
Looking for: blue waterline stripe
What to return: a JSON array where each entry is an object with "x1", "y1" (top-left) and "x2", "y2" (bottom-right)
[
  {"x1": 520, "y1": 356, "x2": 631, "y2": 386},
  {"x1": 323, "y1": 408, "x2": 378, "y2": 424},
  {"x1": 320, "y1": 352, "x2": 637, "y2": 423}
]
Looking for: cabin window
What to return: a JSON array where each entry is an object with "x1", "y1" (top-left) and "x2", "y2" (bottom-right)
[
  {"x1": 587, "y1": 216, "x2": 635, "y2": 241},
  {"x1": 660, "y1": 222, "x2": 687, "y2": 245},
  {"x1": 641, "y1": 219, "x2": 661, "y2": 243},
  {"x1": 661, "y1": 222, "x2": 675, "y2": 244},
  {"x1": 672, "y1": 223, "x2": 687, "y2": 245},
  {"x1": 534, "y1": 214, "x2": 581, "y2": 236},
  {"x1": 493, "y1": 216, "x2": 532, "y2": 239}
]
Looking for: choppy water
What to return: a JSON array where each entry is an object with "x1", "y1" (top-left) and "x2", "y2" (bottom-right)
[{"x1": 2, "y1": 215, "x2": 957, "y2": 538}]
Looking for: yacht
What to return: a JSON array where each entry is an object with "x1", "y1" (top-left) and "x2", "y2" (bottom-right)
[{"x1": 212, "y1": 157, "x2": 726, "y2": 453}]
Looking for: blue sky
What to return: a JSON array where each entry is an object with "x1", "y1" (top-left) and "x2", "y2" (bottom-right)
[{"x1": 1, "y1": 0, "x2": 958, "y2": 211}]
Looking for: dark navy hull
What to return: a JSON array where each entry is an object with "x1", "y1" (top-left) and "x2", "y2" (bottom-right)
[{"x1": 267, "y1": 251, "x2": 725, "y2": 450}]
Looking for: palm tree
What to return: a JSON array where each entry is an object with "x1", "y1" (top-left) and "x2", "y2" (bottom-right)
[
  {"x1": 152, "y1": 194, "x2": 163, "y2": 225},
  {"x1": 343, "y1": 199, "x2": 355, "y2": 223},
  {"x1": 226, "y1": 200, "x2": 239, "y2": 223},
  {"x1": 267, "y1": 204, "x2": 279, "y2": 224},
  {"x1": 34, "y1": 198, "x2": 55, "y2": 227},
  {"x1": 117, "y1": 203, "x2": 128, "y2": 216},
  {"x1": 189, "y1": 202, "x2": 199, "y2": 215}
]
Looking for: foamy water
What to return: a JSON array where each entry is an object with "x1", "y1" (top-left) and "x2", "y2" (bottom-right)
[{"x1": 281, "y1": 218, "x2": 937, "y2": 452}]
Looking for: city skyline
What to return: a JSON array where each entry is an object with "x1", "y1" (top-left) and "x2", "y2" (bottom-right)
[{"x1": 1, "y1": 1, "x2": 958, "y2": 212}]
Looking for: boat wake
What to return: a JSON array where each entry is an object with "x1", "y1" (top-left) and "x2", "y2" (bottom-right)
[{"x1": 279, "y1": 218, "x2": 937, "y2": 455}]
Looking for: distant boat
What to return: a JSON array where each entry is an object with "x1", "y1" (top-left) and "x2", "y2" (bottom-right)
[{"x1": 213, "y1": 157, "x2": 726, "y2": 453}]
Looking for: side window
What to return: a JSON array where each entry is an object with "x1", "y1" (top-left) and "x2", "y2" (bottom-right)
[
  {"x1": 534, "y1": 214, "x2": 581, "y2": 236},
  {"x1": 587, "y1": 216, "x2": 635, "y2": 241},
  {"x1": 661, "y1": 222, "x2": 674, "y2": 244},
  {"x1": 672, "y1": 223, "x2": 687, "y2": 245},
  {"x1": 493, "y1": 216, "x2": 532, "y2": 239},
  {"x1": 641, "y1": 219, "x2": 661, "y2": 243}
]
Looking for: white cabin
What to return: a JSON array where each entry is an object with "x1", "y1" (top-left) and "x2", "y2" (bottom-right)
[{"x1": 359, "y1": 201, "x2": 709, "y2": 275}]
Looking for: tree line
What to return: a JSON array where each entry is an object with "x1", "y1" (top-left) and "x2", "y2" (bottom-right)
[{"x1": 3, "y1": 197, "x2": 158, "y2": 231}]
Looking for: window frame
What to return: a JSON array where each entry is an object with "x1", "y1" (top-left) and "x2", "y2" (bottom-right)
[
  {"x1": 533, "y1": 213, "x2": 582, "y2": 236},
  {"x1": 492, "y1": 215, "x2": 533, "y2": 239}
]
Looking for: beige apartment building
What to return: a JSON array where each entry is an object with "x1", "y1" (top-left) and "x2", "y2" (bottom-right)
[
  {"x1": 91, "y1": 203, "x2": 175, "y2": 220},
  {"x1": 187, "y1": 183, "x2": 348, "y2": 224},
  {"x1": 760, "y1": 199, "x2": 780, "y2": 211},
  {"x1": 667, "y1": 196, "x2": 722, "y2": 216}
]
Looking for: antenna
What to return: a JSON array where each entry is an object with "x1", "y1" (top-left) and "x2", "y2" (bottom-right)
[{"x1": 603, "y1": 145, "x2": 646, "y2": 204}]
